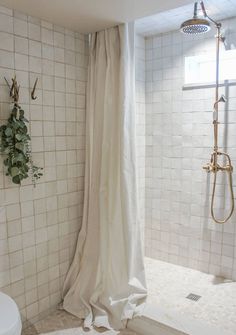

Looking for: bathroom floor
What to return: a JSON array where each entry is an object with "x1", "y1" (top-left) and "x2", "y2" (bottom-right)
[
  {"x1": 145, "y1": 257, "x2": 236, "y2": 334},
  {"x1": 22, "y1": 310, "x2": 137, "y2": 335},
  {"x1": 23, "y1": 257, "x2": 236, "y2": 335}
]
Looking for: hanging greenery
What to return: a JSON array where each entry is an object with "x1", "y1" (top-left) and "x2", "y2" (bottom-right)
[{"x1": 0, "y1": 76, "x2": 43, "y2": 185}]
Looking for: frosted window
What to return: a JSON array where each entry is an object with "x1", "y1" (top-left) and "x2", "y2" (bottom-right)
[{"x1": 185, "y1": 49, "x2": 236, "y2": 84}]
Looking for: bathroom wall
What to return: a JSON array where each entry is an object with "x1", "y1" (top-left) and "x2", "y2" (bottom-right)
[
  {"x1": 135, "y1": 33, "x2": 146, "y2": 241},
  {"x1": 0, "y1": 5, "x2": 88, "y2": 327},
  {"x1": 145, "y1": 16, "x2": 236, "y2": 280}
]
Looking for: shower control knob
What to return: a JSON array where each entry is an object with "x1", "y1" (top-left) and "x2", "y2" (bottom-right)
[
  {"x1": 203, "y1": 163, "x2": 233, "y2": 173},
  {"x1": 203, "y1": 163, "x2": 212, "y2": 172},
  {"x1": 222, "y1": 165, "x2": 233, "y2": 172}
]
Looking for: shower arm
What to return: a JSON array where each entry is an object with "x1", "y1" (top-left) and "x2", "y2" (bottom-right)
[{"x1": 200, "y1": 1, "x2": 221, "y2": 29}]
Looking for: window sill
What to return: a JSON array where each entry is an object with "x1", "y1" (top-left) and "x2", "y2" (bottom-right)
[{"x1": 182, "y1": 79, "x2": 236, "y2": 90}]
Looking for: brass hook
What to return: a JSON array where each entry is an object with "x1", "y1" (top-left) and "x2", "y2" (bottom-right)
[
  {"x1": 31, "y1": 78, "x2": 38, "y2": 100},
  {"x1": 4, "y1": 76, "x2": 20, "y2": 104},
  {"x1": 4, "y1": 77, "x2": 11, "y2": 90}
]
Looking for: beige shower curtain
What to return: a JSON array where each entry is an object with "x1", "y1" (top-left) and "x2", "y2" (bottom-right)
[{"x1": 62, "y1": 23, "x2": 147, "y2": 330}]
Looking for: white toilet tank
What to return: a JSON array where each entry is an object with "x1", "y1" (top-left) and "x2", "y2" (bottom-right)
[{"x1": 0, "y1": 292, "x2": 22, "y2": 335}]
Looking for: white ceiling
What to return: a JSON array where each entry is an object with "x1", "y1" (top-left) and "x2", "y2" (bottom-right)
[
  {"x1": 0, "y1": 0, "x2": 194, "y2": 33},
  {"x1": 136, "y1": 0, "x2": 236, "y2": 36}
]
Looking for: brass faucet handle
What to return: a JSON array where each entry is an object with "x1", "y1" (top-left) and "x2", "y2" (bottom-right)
[
  {"x1": 222, "y1": 165, "x2": 233, "y2": 172},
  {"x1": 204, "y1": 162, "x2": 234, "y2": 173},
  {"x1": 203, "y1": 163, "x2": 212, "y2": 172}
]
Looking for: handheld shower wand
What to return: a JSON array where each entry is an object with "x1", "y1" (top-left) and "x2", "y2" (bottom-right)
[{"x1": 181, "y1": 2, "x2": 235, "y2": 224}]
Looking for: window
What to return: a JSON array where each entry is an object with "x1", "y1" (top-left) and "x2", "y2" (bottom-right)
[{"x1": 184, "y1": 49, "x2": 236, "y2": 85}]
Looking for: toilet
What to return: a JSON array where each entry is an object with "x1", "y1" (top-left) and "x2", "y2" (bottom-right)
[{"x1": 0, "y1": 292, "x2": 22, "y2": 335}]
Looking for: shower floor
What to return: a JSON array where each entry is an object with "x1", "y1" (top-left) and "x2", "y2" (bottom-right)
[
  {"x1": 145, "y1": 257, "x2": 236, "y2": 335},
  {"x1": 23, "y1": 258, "x2": 236, "y2": 335}
]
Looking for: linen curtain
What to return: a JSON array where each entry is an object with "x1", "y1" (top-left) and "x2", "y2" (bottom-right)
[{"x1": 62, "y1": 22, "x2": 147, "y2": 330}]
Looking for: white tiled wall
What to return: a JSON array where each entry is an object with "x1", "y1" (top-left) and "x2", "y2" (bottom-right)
[
  {"x1": 144, "y1": 16, "x2": 236, "y2": 280},
  {"x1": 0, "y1": 5, "x2": 88, "y2": 327}
]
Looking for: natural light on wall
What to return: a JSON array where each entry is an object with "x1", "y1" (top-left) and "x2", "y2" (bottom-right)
[{"x1": 185, "y1": 49, "x2": 236, "y2": 84}]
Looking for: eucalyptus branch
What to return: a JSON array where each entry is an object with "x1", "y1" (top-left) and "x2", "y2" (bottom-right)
[{"x1": 0, "y1": 104, "x2": 43, "y2": 185}]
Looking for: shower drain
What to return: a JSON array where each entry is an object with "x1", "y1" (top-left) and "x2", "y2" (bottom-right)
[{"x1": 186, "y1": 293, "x2": 201, "y2": 301}]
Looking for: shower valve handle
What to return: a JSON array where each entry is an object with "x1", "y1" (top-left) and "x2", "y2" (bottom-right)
[
  {"x1": 203, "y1": 162, "x2": 233, "y2": 173},
  {"x1": 203, "y1": 164, "x2": 210, "y2": 172}
]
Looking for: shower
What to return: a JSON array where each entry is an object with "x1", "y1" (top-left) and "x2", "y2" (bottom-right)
[
  {"x1": 180, "y1": 2, "x2": 235, "y2": 224},
  {"x1": 180, "y1": 2, "x2": 210, "y2": 34}
]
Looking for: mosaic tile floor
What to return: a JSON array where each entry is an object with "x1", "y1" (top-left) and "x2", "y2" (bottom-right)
[
  {"x1": 23, "y1": 309, "x2": 137, "y2": 335},
  {"x1": 145, "y1": 257, "x2": 236, "y2": 334},
  {"x1": 23, "y1": 257, "x2": 236, "y2": 335}
]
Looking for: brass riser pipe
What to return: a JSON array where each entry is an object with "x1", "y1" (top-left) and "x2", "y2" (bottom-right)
[{"x1": 202, "y1": 22, "x2": 234, "y2": 224}]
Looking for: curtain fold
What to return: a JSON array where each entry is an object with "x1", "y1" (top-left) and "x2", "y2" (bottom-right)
[{"x1": 62, "y1": 22, "x2": 147, "y2": 330}]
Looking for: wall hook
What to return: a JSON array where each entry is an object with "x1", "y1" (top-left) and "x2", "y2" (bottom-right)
[
  {"x1": 4, "y1": 76, "x2": 20, "y2": 104},
  {"x1": 4, "y1": 77, "x2": 11, "y2": 91},
  {"x1": 31, "y1": 78, "x2": 38, "y2": 100}
]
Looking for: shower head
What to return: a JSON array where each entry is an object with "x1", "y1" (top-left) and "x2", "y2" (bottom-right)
[
  {"x1": 180, "y1": 2, "x2": 211, "y2": 35},
  {"x1": 180, "y1": 18, "x2": 211, "y2": 34}
]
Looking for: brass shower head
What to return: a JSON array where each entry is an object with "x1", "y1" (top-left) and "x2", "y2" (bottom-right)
[{"x1": 180, "y1": 2, "x2": 211, "y2": 35}]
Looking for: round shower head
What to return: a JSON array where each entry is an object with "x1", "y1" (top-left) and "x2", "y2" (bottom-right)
[
  {"x1": 180, "y1": 18, "x2": 211, "y2": 34},
  {"x1": 180, "y1": 2, "x2": 211, "y2": 35}
]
